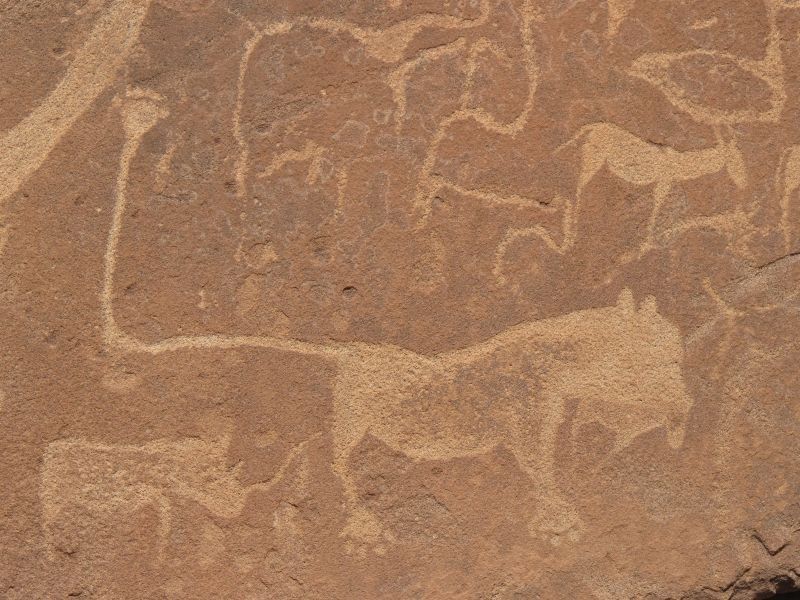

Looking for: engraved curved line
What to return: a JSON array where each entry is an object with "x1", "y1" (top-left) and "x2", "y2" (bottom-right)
[
  {"x1": 492, "y1": 198, "x2": 574, "y2": 285},
  {"x1": 0, "y1": 0, "x2": 151, "y2": 207},
  {"x1": 303, "y1": 7, "x2": 490, "y2": 63},
  {"x1": 433, "y1": 177, "x2": 561, "y2": 210},
  {"x1": 412, "y1": 0, "x2": 542, "y2": 222},
  {"x1": 230, "y1": 5, "x2": 492, "y2": 201},
  {"x1": 255, "y1": 141, "x2": 327, "y2": 184},
  {"x1": 607, "y1": 0, "x2": 635, "y2": 38},
  {"x1": 387, "y1": 37, "x2": 468, "y2": 133},
  {"x1": 776, "y1": 144, "x2": 800, "y2": 252},
  {"x1": 233, "y1": 21, "x2": 294, "y2": 201},
  {"x1": 628, "y1": 0, "x2": 786, "y2": 125}
]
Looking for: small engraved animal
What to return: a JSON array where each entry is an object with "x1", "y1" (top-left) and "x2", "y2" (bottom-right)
[
  {"x1": 42, "y1": 433, "x2": 310, "y2": 560},
  {"x1": 557, "y1": 122, "x2": 747, "y2": 256}
]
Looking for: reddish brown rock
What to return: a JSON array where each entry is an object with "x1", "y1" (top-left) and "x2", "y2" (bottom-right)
[{"x1": 2, "y1": 1, "x2": 800, "y2": 598}]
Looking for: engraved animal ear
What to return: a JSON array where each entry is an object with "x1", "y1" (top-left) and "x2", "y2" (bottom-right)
[
  {"x1": 640, "y1": 295, "x2": 658, "y2": 315},
  {"x1": 617, "y1": 288, "x2": 635, "y2": 311}
]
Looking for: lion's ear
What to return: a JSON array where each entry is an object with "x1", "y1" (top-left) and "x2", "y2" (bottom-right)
[
  {"x1": 617, "y1": 288, "x2": 635, "y2": 311},
  {"x1": 641, "y1": 296, "x2": 658, "y2": 315}
]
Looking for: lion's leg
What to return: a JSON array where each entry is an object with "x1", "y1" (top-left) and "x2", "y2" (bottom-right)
[
  {"x1": 643, "y1": 180, "x2": 671, "y2": 255},
  {"x1": 565, "y1": 147, "x2": 606, "y2": 251},
  {"x1": 332, "y1": 389, "x2": 385, "y2": 545},
  {"x1": 512, "y1": 394, "x2": 582, "y2": 544},
  {"x1": 155, "y1": 493, "x2": 171, "y2": 562}
]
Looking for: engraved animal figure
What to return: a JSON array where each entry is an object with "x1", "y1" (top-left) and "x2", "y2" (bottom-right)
[
  {"x1": 411, "y1": 0, "x2": 544, "y2": 222},
  {"x1": 557, "y1": 122, "x2": 747, "y2": 257},
  {"x1": 105, "y1": 93, "x2": 693, "y2": 548},
  {"x1": 628, "y1": 0, "x2": 786, "y2": 125},
  {"x1": 42, "y1": 434, "x2": 311, "y2": 560},
  {"x1": 327, "y1": 290, "x2": 692, "y2": 544},
  {"x1": 776, "y1": 144, "x2": 800, "y2": 252},
  {"x1": 0, "y1": 0, "x2": 151, "y2": 207}
]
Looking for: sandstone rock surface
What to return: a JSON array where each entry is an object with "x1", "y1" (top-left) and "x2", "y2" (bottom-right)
[{"x1": 2, "y1": 1, "x2": 800, "y2": 598}]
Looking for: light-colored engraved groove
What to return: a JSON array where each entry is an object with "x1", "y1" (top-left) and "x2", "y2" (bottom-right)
[
  {"x1": 0, "y1": 0, "x2": 151, "y2": 207},
  {"x1": 42, "y1": 432, "x2": 314, "y2": 561},
  {"x1": 556, "y1": 123, "x2": 747, "y2": 258},
  {"x1": 628, "y1": 0, "x2": 787, "y2": 125},
  {"x1": 776, "y1": 145, "x2": 800, "y2": 252},
  {"x1": 607, "y1": 0, "x2": 635, "y2": 38},
  {"x1": 412, "y1": 0, "x2": 543, "y2": 222}
]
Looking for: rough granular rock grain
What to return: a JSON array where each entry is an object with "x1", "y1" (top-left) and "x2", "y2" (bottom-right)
[{"x1": 1, "y1": 1, "x2": 799, "y2": 598}]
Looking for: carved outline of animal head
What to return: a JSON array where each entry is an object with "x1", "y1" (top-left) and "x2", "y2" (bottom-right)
[{"x1": 614, "y1": 288, "x2": 692, "y2": 449}]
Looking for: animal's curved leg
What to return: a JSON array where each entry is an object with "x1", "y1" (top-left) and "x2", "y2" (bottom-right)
[
  {"x1": 629, "y1": 179, "x2": 672, "y2": 262},
  {"x1": 513, "y1": 396, "x2": 582, "y2": 544},
  {"x1": 332, "y1": 396, "x2": 386, "y2": 547},
  {"x1": 778, "y1": 147, "x2": 800, "y2": 252},
  {"x1": 649, "y1": 181, "x2": 672, "y2": 246},
  {"x1": 155, "y1": 494, "x2": 171, "y2": 562}
]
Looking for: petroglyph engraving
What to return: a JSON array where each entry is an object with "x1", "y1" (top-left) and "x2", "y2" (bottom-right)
[
  {"x1": 228, "y1": 3, "x2": 496, "y2": 203},
  {"x1": 776, "y1": 145, "x2": 800, "y2": 252},
  {"x1": 100, "y1": 33, "x2": 697, "y2": 544},
  {"x1": 104, "y1": 127, "x2": 694, "y2": 545},
  {"x1": 42, "y1": 432, "x2": 313, "y2": 561},
  {"x1": 411, "y1": 0, "x2": 543, "y2": 222},
  {"x1": 494, "y1": 123, "x2": 749, "y2": 281},
  {"x1": 557, "y1": 123, "x2": 747, "y2": 255},
  {"x1": 0, "y1": 0, "x2": 151, "y2": 207},
  {"x1": 8, "y1": 0, "x2": 800, "y2": 594},
  {"x1": 628, "y1": 0, "x2": 786, "y2": 125},
  {"x1": 329, "y1": 290, "x2": 692, "y2": 545}
]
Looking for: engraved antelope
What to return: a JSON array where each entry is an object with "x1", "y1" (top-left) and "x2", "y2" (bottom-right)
[{"x1": 557, "y1": 122, "x2": 747, "y2": 257}]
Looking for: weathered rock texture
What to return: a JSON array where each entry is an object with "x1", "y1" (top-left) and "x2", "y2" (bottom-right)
[{"x1": 2, "y1": 1, "x2": 800, "y2": 598}]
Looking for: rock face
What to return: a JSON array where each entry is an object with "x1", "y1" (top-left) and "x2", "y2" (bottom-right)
[{"x1": 1, "y1": 1, "x2": 799, "y2": 598}]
